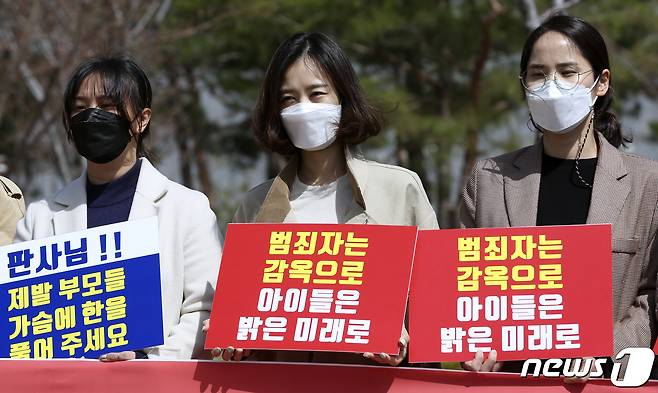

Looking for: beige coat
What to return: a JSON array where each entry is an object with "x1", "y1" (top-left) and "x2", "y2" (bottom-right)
[
  {"x1": 235, "y1": 148, "x2": 438, "y2": 229},
  {"x1": 234, "y1": 147, "x2": 439, "y2": 363},
  {"x1": 0, "y1": 176, "x2": 25, "y2": 246},
  {"x1": 15, "y1": 158, "x2": 222, "y2": 359},
  {"x1": 459, "y1": 133, "x2": 658, "y2": 355}
]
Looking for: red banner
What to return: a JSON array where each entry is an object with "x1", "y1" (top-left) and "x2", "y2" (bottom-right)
[
  {"x1": 3, "y1": 360, "x2": 656, "y2": 392},
  {"x1": 409, "y1": 225, "x2": 613, "y2": 362},
  {"x1": 206, "y1": 223, "x2": 417, "y2": 354}
]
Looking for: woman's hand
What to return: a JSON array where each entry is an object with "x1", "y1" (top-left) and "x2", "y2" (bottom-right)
[
  {"x1": 363, "y1": 327, "x2": 409, "y2": 366},
  {"x1": 212, "y1": 346, "x2": 253, "y2": 361},
  {"x1": 203, "y1": 319, "x2": 252, "y2": 361},
  {"x1": 462, "y1": 350, "x2": 503, "y2": 372},
  {"x1": 99, "y1": 351, "x2": 137, "y2": 362}
]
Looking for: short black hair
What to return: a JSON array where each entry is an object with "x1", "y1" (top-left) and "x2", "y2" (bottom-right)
[
  {"x1": 62, "y1": 56, "x2": 153, "y2": 157},
  {"x1": 253, "y1": 32, "x2": 382, "y2": 156},
  {"x1": 520, "y1": 15, "x2": 629, "y2": 147}
]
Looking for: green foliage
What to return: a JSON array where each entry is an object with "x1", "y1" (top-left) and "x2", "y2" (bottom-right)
[{"x1": 4, "y1": 0, "x2": 657, "y2": 223}]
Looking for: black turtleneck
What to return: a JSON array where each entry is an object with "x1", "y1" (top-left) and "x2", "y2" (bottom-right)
[{"x1": 536, "y1": 153, "x2": 597, "y2": 226}]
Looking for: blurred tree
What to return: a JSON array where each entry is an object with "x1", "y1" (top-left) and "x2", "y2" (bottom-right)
[
  {"x1": 1, "y1": 0, "x2": 657, "y2": 228},
  {"x1": 0, "y1": 0, "x2": 171, "y2": 194}
]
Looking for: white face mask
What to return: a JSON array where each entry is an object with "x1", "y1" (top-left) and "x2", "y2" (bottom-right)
[
  {"x1": 526, "y1": 77, "x2": 599, "y2": 134},
  {"x1": 281, "y1": 103, "x2": 341, "y2": 151}
]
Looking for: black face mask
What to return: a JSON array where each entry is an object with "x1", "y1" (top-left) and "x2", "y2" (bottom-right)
[{"x1": 70, "y1": 108, "x2": 132, "y2": 164}]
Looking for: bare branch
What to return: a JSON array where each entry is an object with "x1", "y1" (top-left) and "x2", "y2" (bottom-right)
[
  {"x1": 155, "y1": 0, "x2": 172, "y2": 23},
  {"x1": 111, "y1": 1, "x2": 125, "y2": 25},
  {"x1": 129, "y1": 0, "x2": 161, "y2": 39},
  {"x1": 522, "y1": 0, "x2": 541, "y2": 30},
  {"x1": 539, "y1": 0, "x2": 581, "y2": 20},
  {"x1": 19, "y1": 63, "x2": 46, "y2": 102}
]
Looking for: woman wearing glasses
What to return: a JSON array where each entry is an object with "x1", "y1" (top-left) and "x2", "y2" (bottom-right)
[{"x1": 460, "y1": 15, "x2": 658, "y2": 374}]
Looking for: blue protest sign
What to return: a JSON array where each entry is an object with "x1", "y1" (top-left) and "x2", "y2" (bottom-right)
[{"x1": 0, "y1": 217, "x2": 163, "y2": 358}]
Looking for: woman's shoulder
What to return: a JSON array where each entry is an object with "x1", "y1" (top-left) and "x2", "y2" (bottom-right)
[
  {"x1": 163, "y1": 179, "x2": 214, "y2": 214},
  {"x1": 360, "y1": 159, "x2": 426, "y2": 190},
  {"x1": 478, "y1": 145, "x2": 536, "y2": 173},
  {"x1": 0, "y1": 176, "x2": 23, "y2": 196},
  {"x1": 238, "y1": 179, "x2": 276, "y2": 209},
  {"x1": 618, "y1": 150, "x2": 658, "y2": 173},
  {"x1": 0, "y1": 176, "x2": 25, "y2": 212},
  {"x1": 616, "y1": 150, "x2": 658, "y2": 186},
  {"x1": 138, "y1": 159, "x2": 211, "y2": 209},
  {"x1": 242, "y1": 178, "x2": 276, "y2": 202},
  {"x1": 231, "y1": 178, "x2": 276, "y2": 223},
  {"x1": 20, "y1": 199, "x2": 54, "y2": 231}
]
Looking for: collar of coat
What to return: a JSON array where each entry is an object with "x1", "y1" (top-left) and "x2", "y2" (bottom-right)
[
  {"x1": 254, "y1": 145, "x2": 368, "y2": 223},
  {"x1": 503, "y1": 131, "x2": 629, "y2": 227},
  {"x1": 53, "y1": 157, "x2": 168, "y2": 208}
]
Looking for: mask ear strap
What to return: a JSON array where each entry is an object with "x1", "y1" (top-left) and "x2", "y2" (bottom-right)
[
  {"x1": 588, "y1": 75, "x2": 601, "y2": 111},
  {"x1": 589, "y1": 75, "x2": 601, "y2": 93}
]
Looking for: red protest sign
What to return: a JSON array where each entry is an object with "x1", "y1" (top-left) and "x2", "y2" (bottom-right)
[
  {"x1": 409, "y1": 224, "x2": 613, "y2": 362},
  {"x1": 206, "y1": 223, "x2": 417, "y2": 354}
]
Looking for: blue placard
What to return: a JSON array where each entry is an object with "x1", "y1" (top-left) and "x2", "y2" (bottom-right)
[{"x1": 0, "y1": 217, "x2": 163, "y2": 358}]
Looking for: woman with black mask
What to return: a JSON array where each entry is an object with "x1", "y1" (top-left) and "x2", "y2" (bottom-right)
[{"x1": 15, "y1": 56, "x2": 222, "y2": 361}]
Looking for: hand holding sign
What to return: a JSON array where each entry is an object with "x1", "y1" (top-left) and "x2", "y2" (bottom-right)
[
  {"x1": 99, "y1": 350, "x2": 137, "y2": 362},
  {"x1": 363, "y1": 325, "x2": 409, "y2": 366},
  {"x1": 462, "y1": 350, "x2": 503, "y2": 372},
  {"x1": 203, "y1": 319, "x2": 252, "y2": 361}
]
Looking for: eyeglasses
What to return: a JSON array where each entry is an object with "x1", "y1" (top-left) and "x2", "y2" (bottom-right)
[{"x1": 520, "y1": 69, "x2": 594, "y2": 92}]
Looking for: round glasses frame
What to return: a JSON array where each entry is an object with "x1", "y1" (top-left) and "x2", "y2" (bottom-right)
[{"x1": 519, "y1": 69, "x2": 595, "y2": 92}]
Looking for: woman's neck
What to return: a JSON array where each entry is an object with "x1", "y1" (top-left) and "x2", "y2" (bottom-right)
[
  {"x1": 87, "y1": 146, "x2": 138, "y2": 185},
  {"x1": 542, "y1": 113, "x2": 598, "y2": 159},
  {"x1": 298, "y1": 143, "x2": 347, "y2": 186}
]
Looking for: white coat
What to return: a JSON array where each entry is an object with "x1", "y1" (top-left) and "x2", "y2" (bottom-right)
[{"x1": 15, "y1": 158, "x2": 222, "y2": 359}]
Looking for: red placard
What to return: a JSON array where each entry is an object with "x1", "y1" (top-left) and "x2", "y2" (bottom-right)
[
  {"x1": 409, "y1": 224, "x2": 613, "y2": 362},
  {"x1": 206, "y1": 223, "x2": 418, "y2": 354}
]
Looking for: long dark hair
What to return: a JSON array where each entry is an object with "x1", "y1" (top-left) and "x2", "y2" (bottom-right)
[
  {"x1": 520, "y1": 15, "x2": 629, "y2": 147},
  {"x1": 253, "y1": 32, "x2": 382, "y2": 156},
  {"x1": 63, "y1": 56, "x2": 153, "y2": 157}
]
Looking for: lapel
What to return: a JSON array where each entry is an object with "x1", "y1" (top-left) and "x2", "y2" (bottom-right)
[
  {"x1": 254, "y1": 146, "x2": 368, "y2": 223},
  {"x1": 52, "y1": 175, "x2": 88, "y2": 235},
  {"x1": 128, "y1": 158, "x2": 168, "y2": 220},
  {"x1": 503, "y1": 133, "x2": 630, "y2": 227},
  {"x1": 343, "y1": 148, "x2": 370, "y2": 223},
  {"x1": 586, "y1": 135, "x2": 630, "y2": 224},
  {"x1": 254, "y1": 157, "x2": 298, "y2": 223},
  {"x1": 51, "y1": 158, "x2": 167, "y2": 235},
  {"x1": 504, "y1": 142, "x2": 543, "y2": 227}
]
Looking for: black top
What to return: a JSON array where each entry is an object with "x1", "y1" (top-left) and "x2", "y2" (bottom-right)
[
  {"x1": 86, "y1": 160, "x2": 142, "y2": 229},
  {"x1": 536, "y1": 152, "x2": 597, "y2": 226}
]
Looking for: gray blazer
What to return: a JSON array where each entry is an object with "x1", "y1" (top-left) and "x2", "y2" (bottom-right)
[{"x1": 459, "y1": 133, "x2": 658, "y2": 355}]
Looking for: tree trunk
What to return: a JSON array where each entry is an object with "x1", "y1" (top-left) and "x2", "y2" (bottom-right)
[
  {"x1": 459, "y1": 0, "x2": 504, "y2": 201},
  {"x1": 194, "y1": 141, "x2": 214, "y2": 206}
]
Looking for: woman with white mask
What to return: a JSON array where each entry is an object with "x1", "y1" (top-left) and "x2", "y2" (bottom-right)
[
  {"x1": 459, "y1": 15, "x2": 658, "y2": 378},
  {"x1": 204, "y1": 32, "x2": 438, "y2": 366}
]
